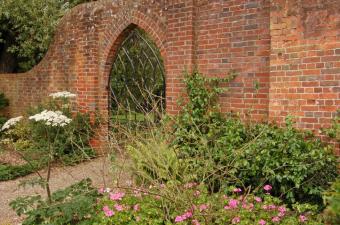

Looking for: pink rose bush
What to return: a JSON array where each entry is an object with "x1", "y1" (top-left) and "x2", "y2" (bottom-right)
[{"x1": 92, "y1": 184, "x2": 322, "y2": 224}]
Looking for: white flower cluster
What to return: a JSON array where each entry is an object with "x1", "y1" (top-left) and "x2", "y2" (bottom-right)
[
  {"x1": 29, "y1": 110, "x2": 72, "y2": 127},
  {"x1": 49, "y1": 91, "x2": 76, "y2": 99},
  {"x1": 1, "y1": 116, "x2": 23, "y2": 131}
]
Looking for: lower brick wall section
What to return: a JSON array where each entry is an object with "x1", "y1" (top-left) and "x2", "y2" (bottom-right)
[{"x1": 0, "y1": 72, "x2": 47, "y2": 117}]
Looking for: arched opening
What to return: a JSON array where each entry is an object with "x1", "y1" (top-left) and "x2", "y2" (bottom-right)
[{"x1": 109, "y1": 26, "x2": 166, "y2": 130}]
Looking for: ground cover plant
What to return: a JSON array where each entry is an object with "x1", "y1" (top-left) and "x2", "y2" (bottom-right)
[
  {"x1": 92, "y1": 183, "x2": 323, "y2": 225},
  {"x1": 10, "y1": 178, "x2": 99, "y2": 225}
]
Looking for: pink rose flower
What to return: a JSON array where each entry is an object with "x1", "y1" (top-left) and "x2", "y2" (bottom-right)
[
  {"x1": 175, "y1": 215, "x2": 184, "y2": 223},
  {"x1": 175, "y1": 210, "x2": 193, "y2": 223},
  {"x1": 299, "y1": 215, "x2": 307, "y2": 222},
  {"x1": 102, "y1": 205, "x2": 114, "y2": 217},
  {"x1": 184, "y1": 211, "x2": 193, "y2": 218},
  {"x1": 228, "y1": 199, "x2": 239, "y2": 208},
  {"x1": 184, "y1": 182, "x2": 197, "y2": 189},
  {"x1": 102, "y1": 206, "x2": 110, "y2": 212},
  {"x1": 133, "y1": 204, "x2": 140, "y2": 211},
  {"x1": 259, "y1": 219, "x2": 267, "y2": 225},
  {"x1": 263, "y1": 185, "x2": 272, "y2": 192},
  {"x1": 254, "y1": 196, "x2": 262, "y2": 202},
  {"x1": 109, "y1": 192, "x2": 125, "y2": 201},
  {"x1": 233, "y1": 188, "x2": 242, "y2": 193},
  {"x1": 98, "y1": 187, "x2": 105, "y2": 194},
  {"x1": 272, "y1": 216, "x2": 280, "y2": 222},
  {"x1": 278, "y1": 206, "x2": 286, "y2": 213},
  {"x1": 114, "y1": 204, "x2": 124, "y2": 211},
  {"x1": 104, "y1": 209, "x2": 114, "y2": 217},
  {"x1": 268, "y1": 204, "x2": 276, "y2": 210}
]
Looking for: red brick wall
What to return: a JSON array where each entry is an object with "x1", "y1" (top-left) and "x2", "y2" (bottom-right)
[
  {"x1": 0, "y1": 0, "x2": 339, "y2": 149},
  {"x1": 195, "y1": 0, "x2": 270, "y2": 120},
  {"x1": 269, "y1": 0, "x2": 340, "y2": 150}
]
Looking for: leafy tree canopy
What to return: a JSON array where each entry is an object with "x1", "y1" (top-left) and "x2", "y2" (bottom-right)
[{"x1": 0, "y1": 0, "x2": 92, "y2": 72}]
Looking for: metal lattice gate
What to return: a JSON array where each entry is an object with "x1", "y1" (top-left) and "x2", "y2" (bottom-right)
[{"x1": 109, "y1": 28, "x2": 165, "y2": 128}]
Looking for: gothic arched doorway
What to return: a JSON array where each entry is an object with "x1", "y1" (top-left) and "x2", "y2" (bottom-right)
[{"x1": 109, "y1": 27, "x2": 165, "y2": 130}]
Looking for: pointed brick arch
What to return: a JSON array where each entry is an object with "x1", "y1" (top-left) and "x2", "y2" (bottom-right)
[{"x1": 96, "y1": 14, "x2": 168, "y2": 129}]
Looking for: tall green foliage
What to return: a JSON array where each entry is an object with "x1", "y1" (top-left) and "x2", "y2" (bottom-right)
[
  {"x1": 170, "y1": 71, "x2": 338, "y2": 206},
  {"x1": 0, "y1": 0, "x2": 91, "y2": 72}
]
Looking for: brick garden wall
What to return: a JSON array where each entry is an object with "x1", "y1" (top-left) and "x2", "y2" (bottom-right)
[
  {"x1": 269, "y1": 0, "x2": 340, "y2": 151},
  {"x1": 0, "y1": 0, "x2": 339, "y2": 149},
  {"x1": 195, "y1": 0, "x2": 270, "y2": 121}
]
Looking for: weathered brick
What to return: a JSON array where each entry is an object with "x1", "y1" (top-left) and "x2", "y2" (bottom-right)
[
  {"x1": 245, "y1": 2, "x2": 259, "y2": 9},
  {"x1": 244, "y1": 24, "x2": 258, "y2": 30}
]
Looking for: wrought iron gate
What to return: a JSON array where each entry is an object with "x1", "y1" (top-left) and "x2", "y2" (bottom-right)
[{"x1": 109, "y1": 28, "x2": 165, "y2": 127}]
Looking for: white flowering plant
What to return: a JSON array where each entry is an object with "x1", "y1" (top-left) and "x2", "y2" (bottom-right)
[
  {"x1": 1, "y1": 116, "x2": 23, "y2": 131},
  {"x1": 0, "y1": 91, "x2": 96, "y2": 182},
  {"x1": 26, "y1": 91, "x2": 95, "y2": 163},
  {"x1": 49, "y1": 91, "x2": 77, "y2": 99},
  {"x1": 29, "y1": 110, "x2": 72, "y2": 127}
]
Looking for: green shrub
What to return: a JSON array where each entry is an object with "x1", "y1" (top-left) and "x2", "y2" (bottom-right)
[
  {"x1": 323, "y1": 179, "x2": 340, "y2": 224},
  {"x1": 10, "y1": 178, "x2": 99, "y2": 225},
  {"x1": 235, "y1": 118, "x2": 338, "y2": 205},
  {"x1": 170, "y1": 71, "x2": 338, "y2": 206}
]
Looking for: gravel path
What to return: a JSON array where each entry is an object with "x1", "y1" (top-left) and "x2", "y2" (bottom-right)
[{"x1": 0, "y1": 156, "x2": 131, "y2": 225}]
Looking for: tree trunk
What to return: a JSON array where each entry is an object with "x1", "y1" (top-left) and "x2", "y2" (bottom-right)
[{"x1": 0, "y1": 44, "x2": 17, "y2": 73}]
